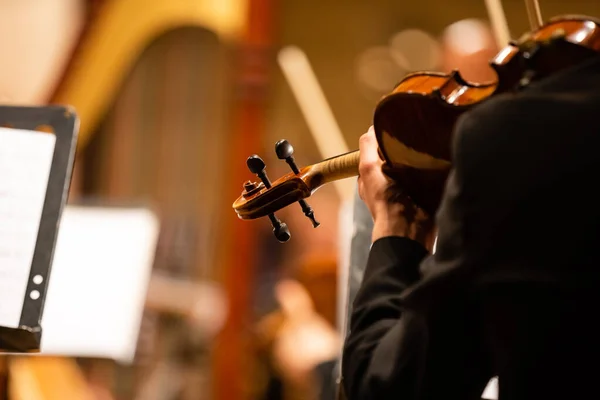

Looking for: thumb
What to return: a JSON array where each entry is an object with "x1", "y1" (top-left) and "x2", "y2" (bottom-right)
[{"x1": 275, "y1": 279, "x2": 315, "y2": 321}]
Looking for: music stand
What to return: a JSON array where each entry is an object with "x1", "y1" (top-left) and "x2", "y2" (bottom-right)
[{"x1": 0, "y1": 105, "x2": 78, "y2": 352}]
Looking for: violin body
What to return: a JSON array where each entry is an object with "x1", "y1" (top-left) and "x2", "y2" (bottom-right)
[
  {"x1": 375, "y1": 15, "x2": 600, "y2": 215},
  {"x1": 374, "y1": 72, "x2": 492, "y2": 215},
  {"x1": 233, "y1": 15, "x2": 600, "y2": 229}
]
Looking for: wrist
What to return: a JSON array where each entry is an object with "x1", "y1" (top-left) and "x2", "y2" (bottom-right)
[
  {"x1": 371, "y1": 206, "x2": 433, "y2": 247},
  {"x1": 372, "y1": 212, "x2": 409, "y2": 242}
]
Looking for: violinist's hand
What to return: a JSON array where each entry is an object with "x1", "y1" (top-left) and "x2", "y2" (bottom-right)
[{"x1": 358, "y1": 126, "x2": 432, "y2": 245}]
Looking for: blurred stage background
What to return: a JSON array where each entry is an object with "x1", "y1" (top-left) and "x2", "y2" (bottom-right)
[{"x1": 0, "y1": 0, "x2": 597, "y2": 399}]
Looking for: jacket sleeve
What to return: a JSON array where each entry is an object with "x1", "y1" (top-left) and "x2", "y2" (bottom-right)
[
  {"x1": 341, "y1": 233, "x2": 493, "y2": 400},
  {"x1": 341, "y1": 236, "x2": 428, "y2": 400}
]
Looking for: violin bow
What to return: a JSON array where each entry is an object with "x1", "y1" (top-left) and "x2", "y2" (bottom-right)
[
  {"x1": 525, "y1": 0, "x2": 544, "y2": 30},
  {"x1": 484, "y1": 0, "x2": 544, "y2": 50},
  {"x1": 484, "y1": 0, "x2": 512, "y2": 49},
  {"x1": 277, "y1": 46, "x2": 354, "y2": 202}
]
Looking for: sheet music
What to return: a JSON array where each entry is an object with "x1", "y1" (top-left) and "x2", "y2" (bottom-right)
[
  {"x1": 0, "y1": 127, "x2": 56, "y2": 328},
  {"x1": 40, "y1": 206, "x2": 159, "y2": 363}
]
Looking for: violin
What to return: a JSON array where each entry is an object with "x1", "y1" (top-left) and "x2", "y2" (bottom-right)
[{"x1": 233, "y1": 15, "x2": 600, "y2": 242}]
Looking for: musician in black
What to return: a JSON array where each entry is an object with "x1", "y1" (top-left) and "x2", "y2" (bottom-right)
[{"x1": 342, "y1": 54, "x2": 600, "y2": 399}]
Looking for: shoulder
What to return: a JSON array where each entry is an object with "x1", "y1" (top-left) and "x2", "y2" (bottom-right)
[
  {"x1": 455, "y1": 55, "x2": 600, "y2": 152},
  {"x1": 455, "y1": 53, "x2": 600, "y2": 147},
  {"x1": 455, "y1": 91, "x2": 558, "y2": 147},
  {"x1": 453, "y1": 81, "x2": 599, "y2": 169},
  {"x1": 449, "y1": 79, "x2": 600, "y2": 201},
  {"x1": 449, "y1": 93, "x2": 533, "y2": 177}
]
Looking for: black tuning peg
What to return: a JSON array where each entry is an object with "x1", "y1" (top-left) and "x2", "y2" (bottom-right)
[
  {"x1": 247, "y1": 155, "x2": 272, "y2": 188},
  {"x1": 269, "y1": 214, "x2": 291, "y2": 242},
  {"x1": 275, "y1": 139, "x2": 300, "y2": 174},
  {"x1": 246, "y1": 155, "x2": 291, "y2": 242},
  {"x1": 274, "y1": 140, "x2": 320, "y2": 228}
]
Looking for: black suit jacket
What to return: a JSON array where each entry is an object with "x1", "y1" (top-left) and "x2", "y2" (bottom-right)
[{"x1": 342, "y1": 55, "x2": 600, "y2": 400}]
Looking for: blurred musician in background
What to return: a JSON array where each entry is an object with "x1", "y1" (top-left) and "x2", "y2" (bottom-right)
[
  {"x1": 250, "y1": 190, "x2": 342, "y2": 400},
  {"x1": 341, "y1": 45, "x2": 600, "y2": 400}
]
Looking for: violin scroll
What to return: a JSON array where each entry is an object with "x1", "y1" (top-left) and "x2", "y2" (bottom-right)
[
  {"x1": 244, "y1": 154, "x2": 292, "y2": 243},
  {"x1": 236, "y1": 140, "x2": 332, "y2": 242}
]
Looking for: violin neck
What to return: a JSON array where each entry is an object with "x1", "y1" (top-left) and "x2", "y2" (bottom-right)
[{"x1": 307, "y1": 150, "x2": 360, "y2": 189}]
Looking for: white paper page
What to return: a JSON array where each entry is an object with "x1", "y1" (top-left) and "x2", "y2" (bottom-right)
[
  {"x1": 39, "y1": 206, "x2": 159, "y2": 363},
  {"x1": 0, "y1": 127, "x2": 56, "y2": 328}
]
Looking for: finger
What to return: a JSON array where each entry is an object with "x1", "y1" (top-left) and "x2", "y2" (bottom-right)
[{"x1": 358, "y1": 126, "x2": 380, "y2": 167}]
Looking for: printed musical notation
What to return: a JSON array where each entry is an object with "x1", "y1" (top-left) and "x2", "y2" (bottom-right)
[{"x1": 0, "y1": 127, "x2": 55, "y2": 328}]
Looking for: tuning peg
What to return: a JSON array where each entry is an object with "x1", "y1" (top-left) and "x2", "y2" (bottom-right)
[
  {"x1": 247, "y1": 155, "x2": 272, "y2": 188},
  {"x1": 274, "y1": 139, "x2": 320, "y2": 228},
  {"x1": 246, "y1": 154, "x2": 291, "y2": 242},
  {"x1": 275, "y1": 139, "x2": 300, "y2": 174},
  {"x1": 269, "y1": 214, "x2": 291, "y2": 242},
  {"x1": 299, "y1": 202, "x2": 320, "y2": 228}
]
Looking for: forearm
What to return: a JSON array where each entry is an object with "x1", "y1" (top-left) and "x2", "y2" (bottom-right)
[{"x1": 342, "y1": 236, "x2": 428, "y2": 399}]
